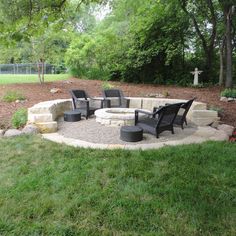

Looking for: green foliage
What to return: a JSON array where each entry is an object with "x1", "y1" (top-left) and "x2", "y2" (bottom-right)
[
  {"x1": 0, "y1": 0, "x2": 235, "y2": 86},
  {"x1": 66, "y1": 34, "x2": 102, "y2": 79},
  {"x1": 0, "y1": 136, "x2": 235, "y2": 234},
  {"x1": 221, "y1": 88, "x2": 236, "y2": 98},
  {"x1": 2, "y1": 90, "x2": 25, "y2": 102},
  {"x1": 11, "y1": 108, "x2": 27, "y2": 128},
  {"x1": 102, "y1": 81, "x2": 114, "y2": 89},
  {"x1": 66, "y1": 0, "x2": 194, "y2": 83}
]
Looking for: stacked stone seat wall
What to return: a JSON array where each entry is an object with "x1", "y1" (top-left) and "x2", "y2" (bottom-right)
[{"x1": 28, "y1": 97, "x2": 219, "y2": 133}]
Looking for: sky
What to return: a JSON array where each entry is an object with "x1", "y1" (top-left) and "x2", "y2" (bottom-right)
[{"x1": 93, "y1": 3, "x2": 111, "y2": 21}]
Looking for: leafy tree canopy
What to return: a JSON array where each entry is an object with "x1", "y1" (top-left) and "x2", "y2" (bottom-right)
[{"x1": 0, "y1": 0, "x2": 235, "y2": 87}]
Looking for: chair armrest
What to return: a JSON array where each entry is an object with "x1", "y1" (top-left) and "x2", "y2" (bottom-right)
[
  {"x1": 77, "y1": 99, "x2": 89, "y2": 104},
  {"x1": 101, "y1": 98, "x2": 111, "y2": 108},
  {"x1": 135, "y1": 109, "x2": 153, "y2": 116},
  {"x1": 71, "y1": 98, "x2": 89, "y2": 110},
  {"x1": 89, "y1": 97, "x2": 105, "y2": 108},
  {"x1": 90, "y1": 97, "x2": 103, "y2": 101},
  {"x1": 135, "y1": 109, "x2": 153, "y2": 125},
  {"x1": 123, "y1": 97, "x2": 130, "y2": 108}
]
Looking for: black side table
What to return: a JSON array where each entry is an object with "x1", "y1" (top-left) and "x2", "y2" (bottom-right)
[
  {"x1": 64, "y1": 109, "x2": 81, "y2": 122},
  {"x1": 120, "y1": 126, "x2": 143, "y2": 142}
]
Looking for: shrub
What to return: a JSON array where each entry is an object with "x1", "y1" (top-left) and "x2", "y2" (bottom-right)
[
  {"x1": 102, "y1": 81, "x2": 114, "y2": 90},
  {"x1": 2, "y1": 90, "x2": 25, "y2": 102},
  {"x1": 11, "y1": 108, "x2": 27, "y2": 128},
  {"x1": 221, "y1": 88, "x2": 236, "y2": 98}
]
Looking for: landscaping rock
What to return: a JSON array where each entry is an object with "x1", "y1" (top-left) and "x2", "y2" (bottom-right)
[
  {"x1": 62, "y1": 80, "x2": 73, "y2": 84},
  {"x1": 209, "y1": 130, "x2": 229, "y2": 141},
  {"x1": 191, "y1": 110, "x2": 219, "y2": 126},
  {"x1": 217, "y1": 124, "x2": 235, "y2": 136},
  {"x1": 22, "y1": 124, "x2": 39, "y2": 135},
  {"x1": 210, "y1": 121, "x2": 220, "y2": 129},
  {"x1": 15, "y1": 99, "x2": 26, "y2": 103},
  {"x1": 227, "y1": 97, "x2": 235, "y2": 102},
  {"x1": 220, "y1": 96, "x2": 228, "y2": 102},
  {"x1": 4, "y1": 129, "x2": 22, "y2": 137},
  {"x1": 50, "y1": 88, "x2": 62, "y2": 94},
  {"x1": 0, "y1": 129, "x2": 5, "y2": 137},
  {"x1": 194, "y1": 126, "x2": 217, "y2": 138},
  {"x1": 147, "y1": 93, "x2": 165, "y2": 98}
]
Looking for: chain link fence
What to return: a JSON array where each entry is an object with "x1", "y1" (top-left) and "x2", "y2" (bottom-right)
[{"x1": 0, "y1": 63, "x2": 55, "y2": 74}]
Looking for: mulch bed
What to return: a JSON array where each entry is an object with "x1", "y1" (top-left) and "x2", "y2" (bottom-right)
[{"x1": 0, "y1": 78, "x2": 235, "y2": 129}]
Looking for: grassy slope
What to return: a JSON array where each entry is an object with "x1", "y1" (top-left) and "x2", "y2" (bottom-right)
[
  {"x1": 0, "y1": 136, "x2": 235, "y2": 235},
  {"x1": 0, "y1": 74, "x2": 69, "y2": 84}
]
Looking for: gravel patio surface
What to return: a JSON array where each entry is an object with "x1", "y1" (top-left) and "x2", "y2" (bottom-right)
[{"x1": 57, "y1": 116, "x2": 198, "y2": 145}]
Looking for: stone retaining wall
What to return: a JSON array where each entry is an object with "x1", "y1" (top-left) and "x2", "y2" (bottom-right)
[{"x1": 28, "y1": 97, "x2": 219, "y2": 133}]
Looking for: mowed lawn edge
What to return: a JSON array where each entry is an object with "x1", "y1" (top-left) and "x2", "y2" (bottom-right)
[
  {"x1": 0, "y1": 74, "x2": 70, "y2": 84},
  {"x1": 0, "y1": 135, "x2": 235, "y2": 235}
]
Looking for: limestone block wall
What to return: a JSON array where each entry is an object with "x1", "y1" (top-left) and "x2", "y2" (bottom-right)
[
  {"x1": 28, "y1": 97, "x2": 219, "y2": 133},
  {"x1": 28, "y1": 99, "x2": 72, "y2": 133}
]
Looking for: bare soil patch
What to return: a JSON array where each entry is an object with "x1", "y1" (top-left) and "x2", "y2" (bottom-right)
[{"x1": 0, "y1": 78, "x2": 235, "y2": 129}]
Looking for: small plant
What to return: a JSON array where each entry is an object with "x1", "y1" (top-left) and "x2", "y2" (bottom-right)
[
  {"x1": 2, "y1": 90, "x2": 26, "y2": 102},
  {"x1": 221, "y1": 88, "x2": 236, "y2": 98},
  {"x1": 11, "y1": 108, "x2": 27, "y2": 128},
  {"x1": 163, "y1": 91, "x2": 169, "y2": 97},
  {"x1": 209, "y1": 106, "x2": 224, "y2": 117},
  {"x1": 102, "y1": 81, "x2": 114, "y2": 90}
]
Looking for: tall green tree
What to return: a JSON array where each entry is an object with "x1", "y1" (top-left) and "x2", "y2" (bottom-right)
[
  {"x1": 0, "y1": 0, "x2": 102, "y2": 83},
  {"x1": 219, "y1": 1, "x2": 235, "y2": 88},
  {"x1": 66, "y1": 0, "x2": 190, "y2": 83},
  {"x1": 179, "y1": 0, "x2": 218, "y2": 82}
]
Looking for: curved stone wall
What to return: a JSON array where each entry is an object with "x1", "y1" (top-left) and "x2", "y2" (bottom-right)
[{"x1": 28, "y1": 97, "x2": 219, "y2": 133}]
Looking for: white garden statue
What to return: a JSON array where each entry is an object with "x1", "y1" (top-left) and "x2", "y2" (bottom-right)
[{"x1": 191, "y1": 68, "x2": 203, "y2": 85}]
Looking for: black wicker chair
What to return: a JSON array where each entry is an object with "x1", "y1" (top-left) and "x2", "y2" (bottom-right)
[
  {"x1": 102, "y1": 89, "x2": 130, "y2": 108},
  {"x1": 153, "y1": 98, "x2": 196, "y2": 129},
  {"x1": 135, "y1": 103, "x2": 182, "y2": 138},
  {"x1": 174, "y1": 98, "x2": 195, "y2": 129},
  {"x1": 70, "y1": 90, "x2": 102, "y2": 119}
]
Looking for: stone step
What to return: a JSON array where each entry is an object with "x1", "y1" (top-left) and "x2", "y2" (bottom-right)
[
  {"x1": 34, "y1": 122, "x2": 57, "y2": 133},
  {"x1": 192, "y1": 110, "x2": 218, "y2": 118}
]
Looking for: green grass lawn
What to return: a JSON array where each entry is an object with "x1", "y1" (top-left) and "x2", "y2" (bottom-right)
[
  {"x1": 0, "y1": 136, "x2": 235, "y2": 235},
  {"x1": 0, "y1": 74, "x2": 70, "y2": 84}
]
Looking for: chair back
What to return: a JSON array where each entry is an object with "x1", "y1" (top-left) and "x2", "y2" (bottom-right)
[
  {"x1": 102, "y1": 89, "x2": 125, "y2": 107},
  {"x1": 71, "y1": 90, "x2": 88, "y2": 100},
  {"x1": 155, "y1": 103, "x2": 182, "y2": 128},
  {"x1": 178, "y1": 98, "x2": 196, "y2": 123},
  {"x1": 182, "y1": 98, "x2": 195, "y2": 112},
  {"x1": 103, "y1": 89, "x2": 123, "y2": 98}
]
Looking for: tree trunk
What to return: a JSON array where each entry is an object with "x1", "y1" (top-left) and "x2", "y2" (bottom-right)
[
  {"x1": 219, "y1": 37, "x2": 225, "y2": 85},
  {"x1": 179, "y1": 0, "x2": 217, "y2": 83},
  {"x1": 37, "y1": 62, "x2": 42, "y2": 84},
  {"x1": 41, "y1": 60, "x2": 45, "y2": 83},
  {"x1": 225, "y1": 6, "x2": 233, "y2": 88},
  {"x1": 203, "y1": 48, "x2": 214, "y2": 83}
]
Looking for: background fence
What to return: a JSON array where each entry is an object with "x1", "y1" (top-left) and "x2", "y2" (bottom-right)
[{"x1": 0, "y1": 63, "x2": 55, "y2": 74}]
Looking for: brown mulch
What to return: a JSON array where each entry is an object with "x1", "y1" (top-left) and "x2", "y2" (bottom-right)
[{"x1": 0, "y1": 78, "x2": 235, "y2": 129}]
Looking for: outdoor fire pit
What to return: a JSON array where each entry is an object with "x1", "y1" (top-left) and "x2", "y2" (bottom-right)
[{"x1": 95, "y1": 108, "x2": 149, "y2": 126}]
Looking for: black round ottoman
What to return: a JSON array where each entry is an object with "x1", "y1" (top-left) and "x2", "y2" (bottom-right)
[
  {"x1": 120, "y1": 126, "x2": 143, "y2": 142},
  {"x1": 64, "y1": 110, "x2": 81, "y2": 122}
]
